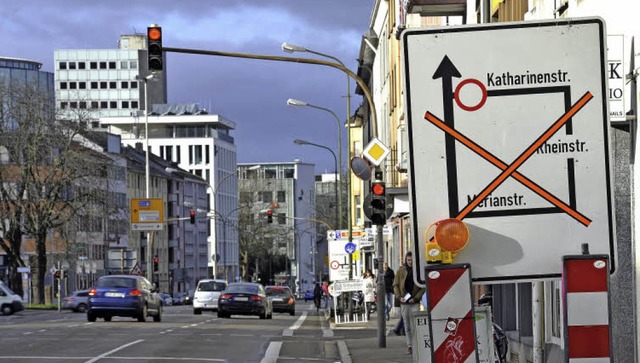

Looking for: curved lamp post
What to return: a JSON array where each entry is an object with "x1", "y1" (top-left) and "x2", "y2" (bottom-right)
[
  {"x1": 288, "y1": 99, "x2": 342, "y2": 229},
  {"x1": 293, "y1": 139, "x2": 339, "y2": 226}
]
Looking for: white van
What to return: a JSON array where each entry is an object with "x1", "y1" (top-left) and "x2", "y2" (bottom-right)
[
  {"x1": 193, "y1": 279, "x2": 227, "y2": 315},
  {"x1": 0, "y1": 281, "x2": 24, "y2": 315}
]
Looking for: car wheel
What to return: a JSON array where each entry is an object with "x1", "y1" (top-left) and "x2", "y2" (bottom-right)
[
  {"x1": 153, "y1": 306, "x2": 162, "y2": 322},
  {"x1": 76, "y1": 304, "x2": 87, "y2": 313},
  {"x1": 259, "y1": 310, "x2": 267, "y2": 319},
  {"x1": 87, "y1": 312, "x2": 97, "y2": 322},
  {"x1": 138, "y1": 304, "x2": 148, "y2": 322},
  {"x1": 1, "y1": 304, "x2": 13, "y2": 316},
  {"x1": 194, "y1": 308, "x2": 202, "y2": 315},
  {"x1": 289, "y1": 310, "x2": 295, "y2": 316},
  {"x1": 217, "y1": 311, "x2": 227, "y2": 318},
  {"x1": 104, "y1": 316, "x2": 112, "y2": 322}
]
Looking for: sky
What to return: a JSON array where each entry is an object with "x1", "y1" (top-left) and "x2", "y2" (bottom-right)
[{"x1": 1, "y1": 1, "x2": 374, "y2": 173}]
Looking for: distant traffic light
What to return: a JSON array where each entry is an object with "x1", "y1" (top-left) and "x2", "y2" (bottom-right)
[
  {"x1": 147, "y1": 24, "x2": 163, "y2": 72},
  {"x1": 153, "y1": 256, "x2": 159, "y2": 272},
  {"x1": 267, "y1": 209, "x2": 273, "y2": 224},
  {"x1": 369, "y1": 177, "x2": 386, "y2": 225},
  {"x1": 190, "y1": 210, "x2": 196, "y2": 224}
]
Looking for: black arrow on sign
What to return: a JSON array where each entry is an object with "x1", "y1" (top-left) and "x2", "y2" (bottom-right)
[{"x1": 433, "y1": 55, "x2": 462, "y2": 217}]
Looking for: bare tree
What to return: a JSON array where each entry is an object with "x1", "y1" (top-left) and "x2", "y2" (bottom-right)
[{"x1": 0, "y1": 81, "x2": 114, "y2": 303}]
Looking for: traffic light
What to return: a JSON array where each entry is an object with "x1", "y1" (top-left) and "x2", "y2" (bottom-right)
[
  {"x1": 369, "y1": 177, "x2": 386, "y2": 225},
  {"x1": 147, "y1": 25, "x2": 163, "y2": 72},
  {"x1": 190, "y1": 210, "x2": 196, "y2": 224},
  {"x1": 267, "y1": 209, "x2": 273, "y2": 224},
  {"x1": 153, "y1": 256, "x2": 159, "y2": 272}
]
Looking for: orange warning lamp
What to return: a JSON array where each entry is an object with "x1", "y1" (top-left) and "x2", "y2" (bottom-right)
[{"x1": 425, "y1": 218, "x2": 469, "y2": 264}]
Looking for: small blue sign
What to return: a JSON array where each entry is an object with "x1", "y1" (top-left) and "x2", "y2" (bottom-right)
[
  {"x1": 139, "y1": 200, "x2": 151, "y2": 207},
  {"x1": 336, "y1": 231, "x2": 342, "y2": 239},
  {"x1": 345, "y1": 242, "x2": 357, "y2": 254}
]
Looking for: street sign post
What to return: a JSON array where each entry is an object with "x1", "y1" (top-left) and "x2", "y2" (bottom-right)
[
  {"x1": 328, "y1": 229, "x2": 366, "y2": 281},
  {"x1": 402, "y1": 18, "x2": 614, "y2": 282}
]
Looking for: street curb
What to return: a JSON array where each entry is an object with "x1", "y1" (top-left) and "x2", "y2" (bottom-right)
[{"x1": 336, "y1": 340, "x2": 352, "y2": 363}]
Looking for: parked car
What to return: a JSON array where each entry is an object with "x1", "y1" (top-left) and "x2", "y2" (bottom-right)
[
  {"x1": 62, "y1": 290, "x2": 90, "y2": 313},
  {"x1": 217, "y1": 282, "x2": 273, "y2": 319},
  {"x1": 193, "y1": 279, "x2": 227, "y2": 314},
  {"x1": 0, "y1": 281, "x2": 24, "y2": 316},
  {"x1": 265, "y1": 285, "x2": 295, "y2": 316},
  {"x1": 303, "y1": 290, "x2": 314, "y2": 302},
  {"x1": 87, "y1": 275, "x2": 162, "y2": 322},
  {"x1": 158, "y1": 293, "x2": 173, "y2": 306},
  {"x1": 172, "y1": 292, "x2": 186, "y2": 305}
]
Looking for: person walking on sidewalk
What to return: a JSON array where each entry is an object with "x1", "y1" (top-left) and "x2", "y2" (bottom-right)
[
  {"x1": 383, "y1": 262, "x2": 395, "y2": 321},
  {"x1": 393, "y1": 251, "x2": 425, "y2": 355}
]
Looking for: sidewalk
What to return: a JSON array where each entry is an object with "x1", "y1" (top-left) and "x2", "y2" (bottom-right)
[{"x1": 332, "y1": 312, "x2": 414, "y2": 363}]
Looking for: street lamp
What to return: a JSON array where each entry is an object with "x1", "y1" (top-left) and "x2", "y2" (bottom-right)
[
  {"x1": 282, "y1": 42, "x2": 352, "y2": 234},
  {"x1": 211, "y1": 164, "x2": 261, "y2": 281},
  {"x1": 293, "y1": 139, "x2": 339, "y2": 226},
  {"x1": 287, "y1": 99, "x2": 342, "y2": 229},
  {"x1": 136, "y1": 73, "x2": 155, "y2": 282}
]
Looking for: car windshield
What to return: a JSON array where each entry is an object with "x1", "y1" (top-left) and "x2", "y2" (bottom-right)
[
  {"x1": 96, "y1": 277, "x2": 136, "y2": 288},
  {"x1": 198, "y1": 281, "x2": 226, "y2": 292},
  {"x1": 226, "y1": 284, "x2": 259, "y2": 295},
  {"x1": 266, "y1": 288, "x2": 289, "y2": 296}
]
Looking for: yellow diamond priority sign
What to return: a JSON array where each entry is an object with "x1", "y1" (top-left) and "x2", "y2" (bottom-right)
[{"x1": 363, "y1": 138, "x2": 390, "y2": 166}]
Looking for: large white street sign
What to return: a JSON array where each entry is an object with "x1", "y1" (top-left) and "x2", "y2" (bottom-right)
[
  {"x1": 327, "y1": 229, "x2": 365, "y2": 281},
  {"x1": 402, "y1": 18, "x2": 615, "y2": 282}
]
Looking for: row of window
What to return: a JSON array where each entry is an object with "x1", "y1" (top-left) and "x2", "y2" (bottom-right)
[
  {"x1": 60, "y1": 100, "x2": 139, "y2": 110},
  {"x1": 59, "y1": 60, "x2": 138, "y2": 70},
  {"x1": 59, "y1": 80, "x2": 139, "y2": 90}
]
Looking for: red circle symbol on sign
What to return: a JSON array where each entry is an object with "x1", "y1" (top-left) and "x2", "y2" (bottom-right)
[
  {"x1": 454, "y1": 78, "x2": 487, "y2": 112},
  {"x1": 330, "y1": 260, "x2": 340, "y2": 270}
]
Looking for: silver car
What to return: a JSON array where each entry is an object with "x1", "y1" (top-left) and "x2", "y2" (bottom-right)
[{"x1": 62, "y1": 290, "x2": 90, "y2": 313}]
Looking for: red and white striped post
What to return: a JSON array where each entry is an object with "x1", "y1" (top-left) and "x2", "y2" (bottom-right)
[
  {"x1": 425, "y1": 263, "x2": 478, "y2": 363},
  {"x1": 563, "y1": 254, "x2": 612, "y2": 362}
]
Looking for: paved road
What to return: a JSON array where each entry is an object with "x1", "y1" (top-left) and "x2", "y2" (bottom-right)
[{"x1": 0, "y1": 301, "x2": 342, "y2": 363}]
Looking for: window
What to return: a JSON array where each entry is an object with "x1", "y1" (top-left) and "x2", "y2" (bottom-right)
[
  {"x1": 78, "y1": 62, "x2": 86, "y2": 69},
  {"x1": 70, "y1": 101, "x2": 78, "y2": 109},
  {"x1": 60, "y1": 82, "x2": 67, "y2": 90},
  {"x1": 122, "y1": 101, "x2": 129, "y2": 108},
  {"x1": 131, "y1": 82, "x2": 138, "y2": 89},
  {"x1": 69, "y1": 82, "x2": 77, "y2": 89},
  {"x1": 60, "y1": 102, "x2": 68, "y2": 109},
  {"x1": 59, "y1": 62, "x2": 67, "y2": 70},
  {"x1": 91, "y1": 101, "x2": 99, "y2": 109},
  {"x1": 132, "y1": 101, "x2": 139, "y2": 108},
  {"x1": 108, "y1": 61, "x2": 116, "y2": 69},
  {"x1": 99, "y1": 62, "x2": 107, "y2": 69},
  {"x1": 90, "y1": 62, "x2": 97, "y2": 69},
  {"x1": 69, "y1": 62, "x2": 76, "y2": 70},
  {"x1": 100, "y1": 101, "x2": 108, "y2": 109},
  {"x1": 176, "y1": 145, "x2": 181, "y2": 163},
  {"x1": 90, "y1": 82, "x2": 98, "y2": 89},
  {"x1": 79, "y1": 82, "x2": 86, "y2": 89},
  {"x1": 121, "y1": 81, "x2": 129, "y2": 89},
  {"x1": 121, "y1": 61, "x2": 129, "y2": 69},
  {"x1": 277, "y1": 213, "x2": 286, "y2": 224},
  {"x1": 110, "y1": 101, "x2": 117, "y2": 109},
  {"x1": 205, "y1": 145, "x2": 210, "y2": 164},
  {"x1": 277, "y1": 191, "x2": 286, "y2": 203},
  {"x1": 261, "y1": 191, "x2": 273, "y2": 203},
  {"x1": 194, "y1": 145, "x2": 202, "y2": 164},
  {"x1": 130, "y1": 60, "x2": 137, "y2": 69},
  {"x1": 100, "y1": 81, "x2": 107, "y2": 89},
  {"x1": 109, "y1": 81, "x2": 117, "y2": 89},
  {"x1": 79, "y1": 101, "x2": 87, "y2": 109}
]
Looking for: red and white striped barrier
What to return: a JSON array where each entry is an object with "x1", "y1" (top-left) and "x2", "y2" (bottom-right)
[
  {"x1": 425, "y1": 263, "x2": 478, "y2": 363},
  {"x1": 563, "y1": 255, "x2": 612, "y2": 362}
]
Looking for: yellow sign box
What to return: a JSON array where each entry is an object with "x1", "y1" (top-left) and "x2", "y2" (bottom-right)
[{"x1": 130, "y1": 198, "x2": 164, "y2": 231}]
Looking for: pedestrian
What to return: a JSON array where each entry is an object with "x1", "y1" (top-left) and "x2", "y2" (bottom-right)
[
  {"x1": 321, "y1": 280, "x2": 329, "y2": 310},
  {"x1": 393, "y1": 251, "x2": 425, "y2": 355},
  {"x1": 362, "y1": 269, "x2": 375, "y2": 316},
  {"x1": 383, "y1": 262, "x2": 395, "y2": 321},
  {"x1": 313, "y1": 283, "x2": 323, "y2": 312}
]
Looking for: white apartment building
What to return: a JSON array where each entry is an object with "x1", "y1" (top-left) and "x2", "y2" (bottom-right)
[
  {"x1": 100, "y1": 106, "x2": 238, "y2": 282},
  {"x1": 54, "y1": 34, "x2": 167, "y2": 122},
  {"x1": 238, "y1": 162, "x2": 316, "y2": 294}
]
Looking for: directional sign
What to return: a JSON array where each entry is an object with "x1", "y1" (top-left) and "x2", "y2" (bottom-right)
[
  {"x1": 130, "y1": 198, "x2": 164, "y2": 231},
  {"x1": 402, "y1": 18, "x2": 614, "y2": 282}
]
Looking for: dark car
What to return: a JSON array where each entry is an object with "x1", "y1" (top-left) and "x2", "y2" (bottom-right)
[
  {"x1": 217, "y1": 282, "x2": 273, "y2": 319},
  {"x1": 87, "y1": 275, "x2": 162, "y2": 322},
  {"x1": 265, "y1": 286, "x2": 295, "y2": 316},
  {"x1": 62, "y1": 290, "x2": 90, "y2": 313}
]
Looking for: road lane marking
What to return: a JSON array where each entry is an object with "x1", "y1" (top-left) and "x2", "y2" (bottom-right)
[
  {"x1": 261, "y1": 341, "x2": 282, "y2": 363},
  {"x1": 283, "y1": 312, "x2": 307, "y2": 336},
  {"x1": 84, "y1": 339, "x2": 144, "y2": 363}
]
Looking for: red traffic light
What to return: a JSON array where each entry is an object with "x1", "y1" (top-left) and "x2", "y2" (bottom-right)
[
  {"x1": 147, "y1": 27, "x2": 161, "y2": 41},
  {"x1": 267, "y1": 209, "x2": 273, "y2": 216},
  {"x1": 189, "y1": 210, "x2": 196, "y2": 224},
  {"x1": 147, "y1": 25, "x2": 163, "y2": 72},
  {"x1": 153, "y1": 256, "x2": 159, "y2": 263},
  {"x1": 371, "y1": 182, "x2": 385, "y2": 196}
]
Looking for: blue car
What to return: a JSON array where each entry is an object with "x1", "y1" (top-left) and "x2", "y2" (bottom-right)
[
  {"x1": 87, "y1": 275, "x2": 162, "y2": 322},
  {"x1": 304, "y1": 290, "x2": 314, "y2": 302}
]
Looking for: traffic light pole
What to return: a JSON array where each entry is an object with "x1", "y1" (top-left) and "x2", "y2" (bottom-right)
[{"x1": 376, "y1": 222, "x2": 386, "y2": 348}]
